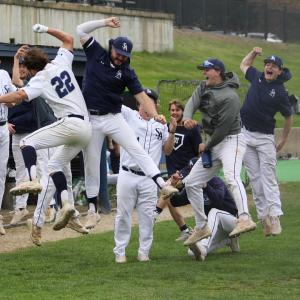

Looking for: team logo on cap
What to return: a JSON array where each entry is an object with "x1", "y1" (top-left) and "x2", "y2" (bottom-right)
[
  {"x1": 122, "y1": 43, "x2": 128, "y2": 51},
  {"x1": 146, "y1": 88, "x2": 152, "y2": 95},
  {"x1": 203, "y1": 60, "x2": 214, "y2": 68}
]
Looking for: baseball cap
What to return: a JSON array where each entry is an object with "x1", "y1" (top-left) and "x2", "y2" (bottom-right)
[
  {"x1": 197, "y1": 58, "x2": 225, "y2": 72},
  {"x1": 112, "y1": 37, "x2": 133, "y2": 58},
  {"x1": 264, "y1": 55, "x2": 283, "y2": 69},
  {"x1": 144, "y1": 88, "x2": 158, "y2": 103}
]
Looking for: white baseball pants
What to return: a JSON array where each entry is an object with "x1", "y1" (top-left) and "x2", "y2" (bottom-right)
[
  {"x1": 84, "y1": 114, "x2": 161, "y2": 198},
  {"x1": 197, "y1": 208, "x2": 236, "y2": 253},
  {"x1": 113, "y1": 170, "x2": 157, "y2": 257},
  {"x1": 0, "y1": 123, "x2": 9, "y2": 210},
  {"x1": 184, "y1": 133, "x2": 248, "y2": 228},
  {"x1": 20, "y1": 117, "x2": 91, "y2": 175},
  {"x1": 12, "y1": 134, "x2": 56, "y2": 209},
  {"x1": 242, "y1": 128, "x2": 282, "y2": 219}
]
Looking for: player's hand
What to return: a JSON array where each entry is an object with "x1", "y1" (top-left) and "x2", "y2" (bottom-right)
[
  {"x1": 169, "y1": 116, "x2": 177, "y2": 133},
  {"x1": 105, "y1": 17, "x2": 120, "y2": 28},
  {"x1": 32, "y1": 23, "x2": 48, "y2": 33},
  {"x1": 253, "y1": 47, "x2": 262, "y2": 56},
  {"x1": 15, "y1": 45, "x2": 29, "y2": 59},
  {"x1": 199, "y1": 143, "x2": 206, "y2": 154},
  {"x1": 276, "y1": 140, "x2": 286, "y2": 152},
  {"x1": 183, "y1": 119, "x2": 198, "y2": 129},
  {"x1": 154, "y1": 114, "x2": 166, "y2": 124},
  {"x1": 7, "y1": 123, "x2": 16, "y2": 135}
]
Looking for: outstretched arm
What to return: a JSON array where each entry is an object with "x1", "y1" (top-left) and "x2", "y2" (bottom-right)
[
  {"x1": 240, "y1": 47, "x2": 262, "y2": 74},
  {"x1": 76, "y1": 17, "x2": 120, "y2": 45},
  {"x1": 0, "y1": 90, "x2": 28, "y2": 105},
  {"x1": 32, "y1": 24, "x2": 73, "y2": 51}
]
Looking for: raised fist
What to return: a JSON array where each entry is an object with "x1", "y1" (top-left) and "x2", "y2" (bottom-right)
[{"x1": 32, "y1": 24, "x2": 48, "y2": 33}]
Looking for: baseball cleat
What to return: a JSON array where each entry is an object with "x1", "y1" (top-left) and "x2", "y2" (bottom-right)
[
  {"x1": 229, "y1": 237, "x2": 240, "y2": 253},
  {"x1": 270, "y1": 216, "x2": 282, "y2": 236},
  {"x1": 66, "y1": 216, "x2": 89, "y2": 234},
  {"x1": 53, "y1": 202, "x2": 75, "y2": 231},
  {"x1": 229, "y1": 217, "x2": 256, "y2": 238},
  {"x1": 183, "y1": 225, "x2": 212, "y2": 246},
  {"x1": 160, "y1": 185, "x2": 178, "y2": 200},
  {"x1": 189, "y1": 242, "x2": 207, "y2": 261},
  {"x1": 261, "y1": 216, "x2": 272, "y2": 237},
  {"x1": 175, "y1": 229, "x2": 192, "y2": 242},
  {"x1": 85, "y1": 211, "x2": 101, "y2": 229},
  {"x1": 137, "y1": 253, "x2": 150, "y2": 262},
  {"x1": 27, "y1": 219, "x2": 42, "y2": 246},
  {"x1": 0, "y1": 215, "x2": 6, "y2": 235},
  {"x1": 10, "y1": 208, "x2": 29, "y2": 225},
  {"x1": 115, "y1": 255, "x2": 127, "y2": 263},
  {"x1": 44, "y1": 207, "x2": 56, "y2": 223},
  {"x1": 10, "y1": 180, "x2": 42, "y2": 196}
]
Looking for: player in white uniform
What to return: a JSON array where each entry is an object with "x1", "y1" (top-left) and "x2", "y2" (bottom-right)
[
  {"x1": 0, "y1": 24, "x2": 92, "y2": 245},
  {"x1": 114, "y1": 89, "x2": 177, "y2": 263},
  {"x1": 0, "y1": 69, "x2": 17, "y2": 235}
]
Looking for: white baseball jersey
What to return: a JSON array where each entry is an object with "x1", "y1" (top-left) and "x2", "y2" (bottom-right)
[
  {"x1": 120, "y1": 105, "x2": 169, "y2": 169},
  {"x1": 0, "y1": 69, "x2": 17, "y2": 121},
  {"x1": 22, "y1": 48, "x2": 88, "y2": 119}
]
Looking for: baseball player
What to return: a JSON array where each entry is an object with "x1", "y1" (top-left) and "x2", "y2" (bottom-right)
[
  {"x1": 162, "y1": 100, "x2": 202, "y2": 241},
  {"x1": 182, "y1": 58, "x2": 256, "y2": 247},
  {"x1": 0, "y1": 68, "x2": 17, "y2": 235},
  {"x1": 0, "y1": 24, "x2": 92, "y2": 245},
  {"x1": 76, "y1": 17, "x2": 177, "y2": 228},
  {"x1": 114, "y1": 88, "x2": 177, "y2": 263},
  {"x1": 240, "y1": 47, "x2": 293, "y2": 236}
]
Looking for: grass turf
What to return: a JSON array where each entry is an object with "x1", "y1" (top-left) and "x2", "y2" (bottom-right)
[
  {"x1": 0, "y1": 183, "x2": 299, "y2": 299},
  {"x1": 131, "y1": 29, "x2": 300, "y2": 127}
]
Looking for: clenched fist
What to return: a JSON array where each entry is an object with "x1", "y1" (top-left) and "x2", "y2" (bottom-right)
[{"x1": 32, "y1": 24, "x2": 48, "y2": 33}]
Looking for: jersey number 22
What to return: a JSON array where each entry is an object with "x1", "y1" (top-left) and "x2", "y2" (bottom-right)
[{"x1": 51, "y1": 71, "x2": 75, "y2": 98}]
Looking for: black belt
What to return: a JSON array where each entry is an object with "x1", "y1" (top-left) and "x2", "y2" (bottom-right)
[
  {"x1": 88, "y1": 110, "x2": 108, "y2": 116},
  {"x1": 0, "y1": 121, "x2": 6, "y2": 126},
  {"x1": 59, "y1": 114, "x2": 84, "y2": 120},
  {"x1": 122, "y1": 166, "x2": 145, "y2": 176}
]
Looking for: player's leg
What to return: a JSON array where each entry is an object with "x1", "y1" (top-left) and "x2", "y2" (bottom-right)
[
  {"x1": 10, "y1": 133, "x2": 29, "y2": 224},
  {"x1": 0, "y1": 124, "x2": 9, "y2": 235},
  {"x1": 218, "y1": 134, "x2": 256, "y2": 237},
  {"x1": 182, "y1": 157, "x2": 221, "y2": 245},
  {"x1": 136, "y1": 179, "x2": 157, "y2": 262},
  {"x1": 83, "y1": 116, "x2": 105, "y2": 218},
  {"x1": 104, "y1": 114, "x2": 177, "y2": 197},
  {"x1": 257, "y1": 134, "x2": 282, "y2": 235},
  {"x1": 113, "y1": 171, "x2": 137, "y2": 263}
]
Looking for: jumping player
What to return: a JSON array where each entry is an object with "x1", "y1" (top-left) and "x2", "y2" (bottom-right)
[
  {"x1": 0, "y1": 24, "x2": 92, "y2": 245},
  {"x1": 76, "y1": 16, "x2": 177, "y2": 227}
]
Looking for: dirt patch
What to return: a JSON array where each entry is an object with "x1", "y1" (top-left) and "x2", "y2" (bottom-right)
[{"x1": 0, "y1": 205, "x2": 194, "y2": 253}]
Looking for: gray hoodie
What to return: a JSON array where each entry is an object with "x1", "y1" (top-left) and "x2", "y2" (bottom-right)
[{"x1": 183, "y1": 72, "x2": 241, "y2": 150}]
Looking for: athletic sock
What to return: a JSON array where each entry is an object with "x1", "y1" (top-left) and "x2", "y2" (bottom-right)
[
  {"x1": 180, "y1": 224, "x2": 189, "y2": 232},
  {"x1": 21, "y1": 146, "x2": 37, "y2": 181},
  {"x1": 88, "y1": 197, "x2": 98, "y2": 213},
  {"x1": 51, "y1": 171, "x2": 68, "y2": 208},
  {"x1": 154, "y1": 206, "x2": 163, "y2": 214}
]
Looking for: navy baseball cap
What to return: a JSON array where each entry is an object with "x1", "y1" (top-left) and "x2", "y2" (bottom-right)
[
  {"x1": 264, "y1": 55, "x2": 283, "y2": 69},
  {"x1": 144, "y1": 88, "x2": 158, "y2": 103},
  {"x1": 112, "y1": 37, "x2": 133, "y2": 58},
  {"x1": 197, "y1": 58, "x2": 225, "y2": 72}
]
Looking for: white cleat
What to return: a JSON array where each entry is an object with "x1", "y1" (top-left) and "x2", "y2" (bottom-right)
[
  {"x1": 229, "y1": 217, "x2": 256, "y2": 238},
  {"x1": 229, "y1": 237, "x2": 240, "y2": 253},
  {"x1": 27, "y1": 219, "x2": 42, "y2": 246},
  {"x1": 137, "y1": 253, "x2": 150, "y2": 262},
  {"x1": 189, "y1": 242, "x2": 207, "y2": 261},
  {"x1": 270, "y1": 216, "x2": 282, "y2": 236},
  {"x1": 53, "y1": 202, "x2": 75, "y2": 231},
  {"x1": 66, "y1": 216, "x2": 89, "y2": 234},
  {"x1": 115, "y1": 255, "x2": 127, "y2": 263},
  {"x1": 10, "y1": 208, "x2": 29, "y2": 225},
  {"x1": 160, "y1": 185, "x2": 178, "y2": 200},
  {"x1": 44, "y1": 207, "x2": 56, "y2": 223},
  {"x1": 183, "y1": 225, "x2": 212, "y2": 246},
  {"x1": 85, "y1": 211, "x2": 101, "y2": 229},
  {"x1": 10, "y1": 180, "x2": 42, "y2": 196},
  {"x1": 262, "y1": 216, "x2": 272, "y2": 237},
  {"x1": 0, "y1": 215, "x2": 6, "y2": 235}
]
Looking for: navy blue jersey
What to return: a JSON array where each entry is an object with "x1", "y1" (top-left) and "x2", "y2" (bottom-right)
[
  {"x1": 241, "y1": 66, "x2": 292, "y2": 134},
  {"x1": 82, "y1": 37, "x2": 143, "y2": 114},
  {"x1": 166, "y1": 125, "x2": 201, "y2": 175}
]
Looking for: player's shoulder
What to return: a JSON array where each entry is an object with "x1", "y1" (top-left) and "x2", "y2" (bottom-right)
[{"x1": 0, "y1": 69, "x2": 10, "y2": 78}]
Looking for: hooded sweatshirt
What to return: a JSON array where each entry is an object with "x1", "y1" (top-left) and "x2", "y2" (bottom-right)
[
  {"x1": 241, "y1": 66, "x2": 292, "y2": 134},
  {"x1": 183, "y1": 72, "x2": 241, "y2": 150}
]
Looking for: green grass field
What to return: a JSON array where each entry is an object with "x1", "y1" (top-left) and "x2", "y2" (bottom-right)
[
  {"x1": 131, "y1": 29, "x2": 300, "y2": 127},
  {"x1": 1, "y1": 182, "x2": 299, "y2": 299}
]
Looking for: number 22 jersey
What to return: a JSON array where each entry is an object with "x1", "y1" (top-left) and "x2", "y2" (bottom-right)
[{"x1": 22, "y1": 47, "x2": 89, "y2": 120}]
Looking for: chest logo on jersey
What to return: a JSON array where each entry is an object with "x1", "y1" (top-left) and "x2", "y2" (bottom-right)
[
  {"x1": 269, "y1": 88, "x2": 276, "y2": 98},
  {"x1": 115, "y1": 70, "x2": 122, "y2": 80},
  {"x1": 173, "y1": 133, "x2": 184, "y2": 150},
  {"x1": 155, "y1": 128, "x2": 163, "y2": 140}
]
